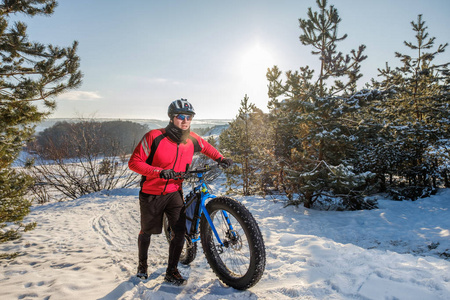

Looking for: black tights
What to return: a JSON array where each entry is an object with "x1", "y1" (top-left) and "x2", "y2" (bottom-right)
[
  {"x1": 167, "y1": 212, "x2": 186, "y2": 270},
  {"x1": 138, "y1": 231, "x2": 151, "y2": 266},
  {"x1": 138, "y1": 212, "x2": 185, "y2": 270}
]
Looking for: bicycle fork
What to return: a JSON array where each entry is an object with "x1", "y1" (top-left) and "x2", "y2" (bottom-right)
[{"x1": 200, "y1": 198, "x2": 237, "y2": 250}]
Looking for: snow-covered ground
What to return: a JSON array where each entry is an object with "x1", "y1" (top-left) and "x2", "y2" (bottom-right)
[{"x1": 1, "y1": 182, "x2": 449, "y2": 299}]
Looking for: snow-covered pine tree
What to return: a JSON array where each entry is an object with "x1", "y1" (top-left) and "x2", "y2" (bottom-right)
[
  {"x1": 0, "y1": 0, "x2": 82, "y2": 247},
  {"x1": 265, "y1": 0, "x2": 370, "y2": 209},
  {"x1": 371, "y1": 15, "x2": 449, "y2": 191}
]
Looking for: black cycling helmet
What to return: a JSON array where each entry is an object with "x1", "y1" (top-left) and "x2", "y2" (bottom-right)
[{"x1": 168, "y1": 98, "x2": 195, "y2": 117}]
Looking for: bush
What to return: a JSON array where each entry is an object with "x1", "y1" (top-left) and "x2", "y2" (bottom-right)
[
  {"x1": 388, "y1": 186, "x2": 437, "y2": 201},
  {"x1": 25, "y1": 119, "x2": 148, "y2": 203}
]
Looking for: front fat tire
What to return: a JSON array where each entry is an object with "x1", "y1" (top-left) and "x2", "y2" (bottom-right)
[
  {"x1": 200, "y1": 197, "x2": 266, "y2": 290},
  {"x1": 162, "y1": 214, "x2": 197, "y2": 265}
]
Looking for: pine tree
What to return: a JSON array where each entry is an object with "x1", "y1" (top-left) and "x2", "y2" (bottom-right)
[
  {"x1": 219, "y1": 95, "x2": 269, "y2": 195},
  {"x1": 265, "y1": 0, "x2": 369, "y2": 208},
  {"x1": 0, "y1": 0, "x2": 82, "y2": 246},
  {"x1": 372, "y1": 15, "x2": 449, "y2": 189}
]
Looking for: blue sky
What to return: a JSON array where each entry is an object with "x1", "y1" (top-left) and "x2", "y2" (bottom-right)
[{"x1": 14, "y1": 0, "x2": 450, "y2": 120}]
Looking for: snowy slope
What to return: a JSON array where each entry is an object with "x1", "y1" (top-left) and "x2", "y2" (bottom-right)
[{"x1": 1, "y1": 183, "x2": 449, "y2": 299}]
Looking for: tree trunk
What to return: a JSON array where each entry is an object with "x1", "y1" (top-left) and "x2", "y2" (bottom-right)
[{"x1": 304, "y1": 191, "x2": 313, "y2": 208}]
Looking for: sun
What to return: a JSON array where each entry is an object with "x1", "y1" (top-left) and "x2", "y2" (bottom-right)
[
  {"x1": 239, "y1": 42, "x2": 274, "y2": 83},
  {"x1": 237, "y1": 42, "x2": 276, "y2": 103}
]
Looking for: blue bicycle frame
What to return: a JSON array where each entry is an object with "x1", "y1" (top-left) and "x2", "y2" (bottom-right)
[{"x1": 188, "y1": 170, "x2": 235, "y2": 247}]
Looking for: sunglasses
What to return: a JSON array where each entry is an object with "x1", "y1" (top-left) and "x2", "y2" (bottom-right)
[{"x1": 175, "y1": 114, "x2": 193, "y2": 121}]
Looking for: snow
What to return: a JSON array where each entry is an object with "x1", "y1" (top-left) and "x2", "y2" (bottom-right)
[{"x1": 1, "y1": 182, "x2": 449, "y2": 299}]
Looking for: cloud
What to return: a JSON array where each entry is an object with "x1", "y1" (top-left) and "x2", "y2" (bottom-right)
[
  {"x1": 148, "y1": 78, "x2": 169, "y2": 84},
  {"x1": 117, "y1": 75, "x2": 185, "y2": 86},
  {"x1": 59, "y1": 91, "x2": 102, "y2": 101},
  {"x1": 147, "y1": 77, "x2": 183, "y2": 85}
]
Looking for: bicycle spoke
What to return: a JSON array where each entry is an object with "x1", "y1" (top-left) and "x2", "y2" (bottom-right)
[{"x1": 211, "y1": 210, "x2": 251, "y2": 277}]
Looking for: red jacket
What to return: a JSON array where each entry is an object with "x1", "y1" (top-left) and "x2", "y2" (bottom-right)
[{"x1": 128, "y1": 128, "x2": 223, "y2": 195}]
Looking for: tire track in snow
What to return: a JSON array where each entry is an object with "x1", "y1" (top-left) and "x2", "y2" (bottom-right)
[{"x1": 89, "y1": 198, "x2": 141, "y2": 277}]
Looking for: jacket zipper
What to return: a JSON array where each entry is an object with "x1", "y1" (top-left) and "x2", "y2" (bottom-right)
[{"x1": 162, "y1": 143, "x2": 180, "y2": 194}]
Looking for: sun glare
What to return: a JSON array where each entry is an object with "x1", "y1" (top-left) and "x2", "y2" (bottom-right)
[
  {"x1": 238, "y1": 42, "x2": 275, "y2": 105},
  {"x1": 239, "y1": 43, "x2": 274, "y2": 82}
]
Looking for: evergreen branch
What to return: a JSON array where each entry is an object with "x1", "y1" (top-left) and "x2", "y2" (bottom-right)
[{"x1": 0, "y1": 0, "x2": 56, "y2": 16}]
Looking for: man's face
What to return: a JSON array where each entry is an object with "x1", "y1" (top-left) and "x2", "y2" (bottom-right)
[{"x1": 172, "y1": 114, "x2": 192, "y2": 130}]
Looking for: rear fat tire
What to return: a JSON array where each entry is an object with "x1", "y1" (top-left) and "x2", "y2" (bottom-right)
[{"x1": 200, "y1": 197, "x2": 266, "y2": 290}]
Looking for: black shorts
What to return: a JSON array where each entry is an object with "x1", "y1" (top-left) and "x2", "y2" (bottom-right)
[{"x1": 139, "y1": 190, "x2": 185, "y2": 235}]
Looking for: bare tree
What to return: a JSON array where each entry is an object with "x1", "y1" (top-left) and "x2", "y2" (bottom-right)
[{"x1": 25, "y1": 123, "x2": 139, "y2": 203}]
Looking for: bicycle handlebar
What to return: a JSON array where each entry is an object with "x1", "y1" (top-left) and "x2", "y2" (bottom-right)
[{"x1": 173, "y1": 164, "x2": 220, "y2": 180}]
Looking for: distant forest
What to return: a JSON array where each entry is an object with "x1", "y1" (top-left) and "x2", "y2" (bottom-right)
[{"x1": 28, "y1": 120, "x2": 149, "y2": 159}]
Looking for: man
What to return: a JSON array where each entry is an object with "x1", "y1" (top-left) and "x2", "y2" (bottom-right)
[{"x1": 128, "y1": 99, "x2": 232, "y2": 285}]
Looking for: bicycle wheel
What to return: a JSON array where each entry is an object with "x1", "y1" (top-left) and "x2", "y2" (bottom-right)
[
  {"x1": 200, "y1": 197, "x2": 266, "y2": 290},
  {"x1": 162, "y1": 213, "x2": 197, "y2": 265}
]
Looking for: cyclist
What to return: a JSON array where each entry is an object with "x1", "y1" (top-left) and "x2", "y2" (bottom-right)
[{"x1": 128, "y1": 99, "x2": 232, "y2": 285}]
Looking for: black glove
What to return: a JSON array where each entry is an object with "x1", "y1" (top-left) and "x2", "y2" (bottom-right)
[
  {"x1": 160, "y1": 169, "x2": 176, "y2": 180},
  {"x1": 216, "y1": 157, "x2": 233, "y2": 169}
]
